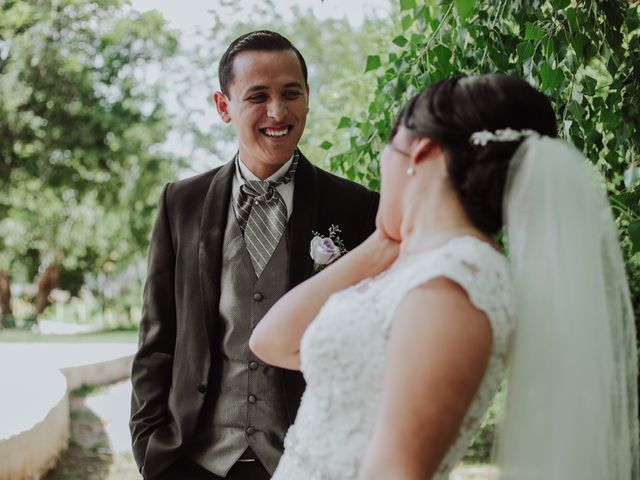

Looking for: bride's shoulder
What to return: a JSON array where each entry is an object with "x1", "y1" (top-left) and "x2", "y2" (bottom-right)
[
  {"x1": 402, "y1": 236, "x2": 509, "y2": 281},
  {"x1": 444, "y1": 236, "x2": 508, "y2": 272},
  {"x1": 396, "y1": 236, "x2": 515, "y2": 345},
  {"x1": 394, "y1": 236, "x2": 513, "y2": 314}
]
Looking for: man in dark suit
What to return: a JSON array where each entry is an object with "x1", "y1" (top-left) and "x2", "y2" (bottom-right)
[{"x1": 129, "y1": 30, "x2": 378, "y2": 479}]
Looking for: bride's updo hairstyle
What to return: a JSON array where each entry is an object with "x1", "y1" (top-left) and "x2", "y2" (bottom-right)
[{"x1": 393, "y1": 74, "x2": 557, "y2": 235}]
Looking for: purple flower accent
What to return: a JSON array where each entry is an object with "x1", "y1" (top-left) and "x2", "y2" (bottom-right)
[
  {"x1": 310, "y1": 236, "x2": 342, "y2": 266},
  {"x1": 309, "y1": 224, "x2": 347, "y2": 272}
]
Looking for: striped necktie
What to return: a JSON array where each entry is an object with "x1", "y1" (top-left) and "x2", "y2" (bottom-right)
[{"x1": 234, "y1": 151, "x2": 299, "y2": 276}]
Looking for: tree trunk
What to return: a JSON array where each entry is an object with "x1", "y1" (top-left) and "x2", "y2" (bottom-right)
[
  {"x1": 0, "y1": 270, "x2": 11, "y2": 316},
  {"x1": 35, "y1": 265, "x2": 59, "y2": 315}
]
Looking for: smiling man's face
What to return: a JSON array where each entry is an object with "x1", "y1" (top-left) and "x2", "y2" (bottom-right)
[{"x1": 214, "y1": 49, "x2": 309, "y2": 179}]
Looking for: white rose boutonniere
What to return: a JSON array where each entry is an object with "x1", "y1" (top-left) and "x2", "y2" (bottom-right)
[{"x1": 310, "y1": 224, "x2": 348, "y2": 272}]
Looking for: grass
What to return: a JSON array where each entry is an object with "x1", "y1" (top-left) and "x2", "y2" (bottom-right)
[
  {"x1": 71, "y1": 384, "x2": 109, "y2": 398},
  {"x1": 0, "y1": 327, "x2": 138, "y2": 343},
  {"x1": 43, "y1": 394, "x2": 140, "y2": 480}
]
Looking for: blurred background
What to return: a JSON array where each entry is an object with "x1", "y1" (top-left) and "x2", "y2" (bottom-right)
[
  {"x1": 1, "y1": 0, "x2": 639, "y2": 478},
  {"x1": 0, "y1": 0, "x2": 396, "y2": 336}
]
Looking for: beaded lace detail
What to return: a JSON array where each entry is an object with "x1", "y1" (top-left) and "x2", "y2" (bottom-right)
[{"x1": 271, "y1": 236, "x2": 515, "y2": 480}]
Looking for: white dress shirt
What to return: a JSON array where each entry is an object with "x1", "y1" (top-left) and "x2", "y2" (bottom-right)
[{"x1": 230, "y1": 154, "x2": 295, "y2": 222}]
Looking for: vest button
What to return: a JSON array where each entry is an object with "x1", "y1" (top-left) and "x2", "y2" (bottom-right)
[
  {"x1": 253, "y1": 292, "x2": 264, "y2": 302},
  {"x1": 248, "y1": 394, "x2": 257, "y2": 404},
  {"x1": 246, "y1": 426, "x2": 256, "y2": 435},
  {"x1": 249, "y1": 361, "x2": 259, "y2": 370},
  {"x1": 196, "y1": 383, "x2": 206, "y2": 394}
]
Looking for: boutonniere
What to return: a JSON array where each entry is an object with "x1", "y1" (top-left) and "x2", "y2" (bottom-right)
[{"x1": 310, "y1": 224, "x2": 348, "y2": 272}]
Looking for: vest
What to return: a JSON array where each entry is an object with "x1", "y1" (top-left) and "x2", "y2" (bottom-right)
[{"x1": 188, "y1": 215, "x2": 291, "y2": 475}]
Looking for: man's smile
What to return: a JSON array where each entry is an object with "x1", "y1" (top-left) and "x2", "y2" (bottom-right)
[{"x1": 261, "y1": 126, "x2": 292, "y2": 138}]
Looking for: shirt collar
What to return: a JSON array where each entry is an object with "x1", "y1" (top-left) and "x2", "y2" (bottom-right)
[{"x1": 235, "y1": 153, "x2": 294, "y2": 185}]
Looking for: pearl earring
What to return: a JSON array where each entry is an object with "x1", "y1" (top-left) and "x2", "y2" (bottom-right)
[{"x1": 406, "y1": 165, "x2": 415, "y2": 176}]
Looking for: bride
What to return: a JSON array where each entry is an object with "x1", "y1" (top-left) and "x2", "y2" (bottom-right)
[{"x1": 249, "y1": 74, "x2": 639, "y2": 479}]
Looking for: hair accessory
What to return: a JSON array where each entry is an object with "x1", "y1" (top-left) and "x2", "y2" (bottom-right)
[
  {"x1": 406, "y1": 165, "x2": 415, "y2": 176},
  {"x1": 470, "y1": 128, "x2": 539, "y2": 146}
]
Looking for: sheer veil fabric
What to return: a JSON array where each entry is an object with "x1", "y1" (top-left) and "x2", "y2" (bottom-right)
[{"x1": 497, "y1": 136, "x2": 639, "y2": 479}]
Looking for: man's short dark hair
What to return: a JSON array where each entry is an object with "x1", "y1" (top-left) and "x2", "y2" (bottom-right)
[{"x1": 218, "y1": 30, "x2": 308, "y2": 97}]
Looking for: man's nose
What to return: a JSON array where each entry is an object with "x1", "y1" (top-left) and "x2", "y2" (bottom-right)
[{"x1": 267, "y1": 100, "x2": 287, "y2": 121}]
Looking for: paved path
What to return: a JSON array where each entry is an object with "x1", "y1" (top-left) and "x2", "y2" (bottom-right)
[
  {"x1": 85, "y1": 380, "x2": 134, "y2": 454},
  {"x1": 0, "y1": 342, "x2": 136, "y2": 440},
  {"x1": 0, "y1": 342, "x2": 136, "y2": 370}
]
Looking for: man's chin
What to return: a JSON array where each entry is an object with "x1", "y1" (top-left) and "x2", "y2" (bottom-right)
[{"x1": 262, "y1": 145, "x2": 298, "y2": 163}]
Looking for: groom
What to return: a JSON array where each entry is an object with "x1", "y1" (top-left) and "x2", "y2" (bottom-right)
[{"x1": 129, "y1": 30, "x2": 379, "y2": 479}]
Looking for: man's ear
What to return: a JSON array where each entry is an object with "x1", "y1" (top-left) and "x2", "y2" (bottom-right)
[
  {"x1": 213, "y1": 91, "x2": 231, "y2": 123},
  {"x1": 305, "y1": 83, "x2": 310, "y2": 110}
]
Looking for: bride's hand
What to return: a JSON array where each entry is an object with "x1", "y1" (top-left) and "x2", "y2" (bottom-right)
[{"x1": 347, "y1": 229, "x2": 400, "y2": 279}]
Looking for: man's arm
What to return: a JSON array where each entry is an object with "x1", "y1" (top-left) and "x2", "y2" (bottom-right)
[{"x1": 129, "y1": 183, "x2": 177, "y2": 471}]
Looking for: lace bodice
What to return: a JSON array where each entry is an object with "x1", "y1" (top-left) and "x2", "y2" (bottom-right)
[{"x1": 272, "y1": 236, "x2": 515, "y2": 480}]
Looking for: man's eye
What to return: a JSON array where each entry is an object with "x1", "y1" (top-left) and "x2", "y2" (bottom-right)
[
  {"x1": 248, "y1": 94, "x2": 267, "y2": 102},
  {"x1": 284, "y1": 91, "x2": 302, "y2": 99}
]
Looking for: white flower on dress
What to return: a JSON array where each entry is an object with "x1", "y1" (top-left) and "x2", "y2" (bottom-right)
[{"x1": 310, "y1": 225, "x2": 347, "y2": 272}]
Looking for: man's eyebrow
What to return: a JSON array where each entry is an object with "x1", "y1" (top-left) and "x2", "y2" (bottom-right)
[
  {"x1": 244, "y1": 82, "x2": 304, "y2": 94},
  {"x1": 245, "y1": 85, "x2": 269, "y2": 94},
  {"x1": 282, "y1": 82, "x2": 304, "y2": 89}
]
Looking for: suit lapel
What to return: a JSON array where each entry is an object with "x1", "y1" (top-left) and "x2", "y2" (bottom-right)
[
  {"x1": 199, "y1": 159, "x2": 235, "y2": 349},
  {"x1": 288, "y1": 153, "x2": 318, "y2": 288}
]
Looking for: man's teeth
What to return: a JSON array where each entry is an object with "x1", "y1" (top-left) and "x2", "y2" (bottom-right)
[{"x1": 264, "y1": 128, "x2": 289, "y2": 137}]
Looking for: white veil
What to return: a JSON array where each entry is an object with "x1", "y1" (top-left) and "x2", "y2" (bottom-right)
[{"x1": 496, "y1": 136, "x2": 639, "y2": 479}]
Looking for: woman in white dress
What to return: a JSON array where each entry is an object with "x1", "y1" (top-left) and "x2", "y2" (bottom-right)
[{"x1": 250, "y1": 74, "x2": 639, "y2": 479}]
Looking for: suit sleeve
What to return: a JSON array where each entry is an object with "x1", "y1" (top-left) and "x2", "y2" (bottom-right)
[
  {"x1": 129, "y1": 183, "x2": 177, "y2": 472},
  {"x1": 362, "y1": 190, "x2": 380, "y2": 239}
]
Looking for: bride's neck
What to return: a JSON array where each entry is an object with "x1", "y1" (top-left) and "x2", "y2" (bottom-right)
[{"x1": 399, "y1": 186, "x2": 487, "y2": 256}]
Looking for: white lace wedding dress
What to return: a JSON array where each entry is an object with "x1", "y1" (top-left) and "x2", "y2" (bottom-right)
[{"x1": 271, "y1": 236, "x2": 515, "y2": 480}]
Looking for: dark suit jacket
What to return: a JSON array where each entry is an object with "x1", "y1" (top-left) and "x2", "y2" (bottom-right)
[{"x1": 130, "y1": 153, "x2": 379, "y2": 479}]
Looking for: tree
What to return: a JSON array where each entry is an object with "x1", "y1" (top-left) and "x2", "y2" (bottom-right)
[{"x1": 0, "y1": 0, "x2": 181, "y2": 321}]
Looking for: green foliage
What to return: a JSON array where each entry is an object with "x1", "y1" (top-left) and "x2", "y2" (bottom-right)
[
  {"x1": 0, "y1": 314, "x2": 16, "y2": 328},
  {"x1": 365, "y1": 55, "x2": 383, "y2": 72},
  {"x1": 464, "y1": 383, "x2": 505, "y2": 463},
  {"x1": 331, "y1": 0, "x2": 640, "y2": 312},
  {"x1": 0, "y1": 0, "x2": 181, "y2": 295},
  {"x1": 0, "y1": 327, "x2": 138, "y2": 342},
  {"x1": 70, "y1": 383, "x2": 108, "y2": 398},
  {"x1": 454, "y1": 0, "x2": 475, "y2": 22}
]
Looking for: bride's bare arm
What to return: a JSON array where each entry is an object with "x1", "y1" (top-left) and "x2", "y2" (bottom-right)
[
  {"x1": 250, "y1": 230, "x2": 399, "y2": 370},
  {"x1": 358, "y1": 277, "x2": 492, "y2": 480}
]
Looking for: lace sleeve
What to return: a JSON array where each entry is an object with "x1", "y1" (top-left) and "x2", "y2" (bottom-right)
[{"x1": 381, "y1": 238, "x2": 515, "y2": 357}]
